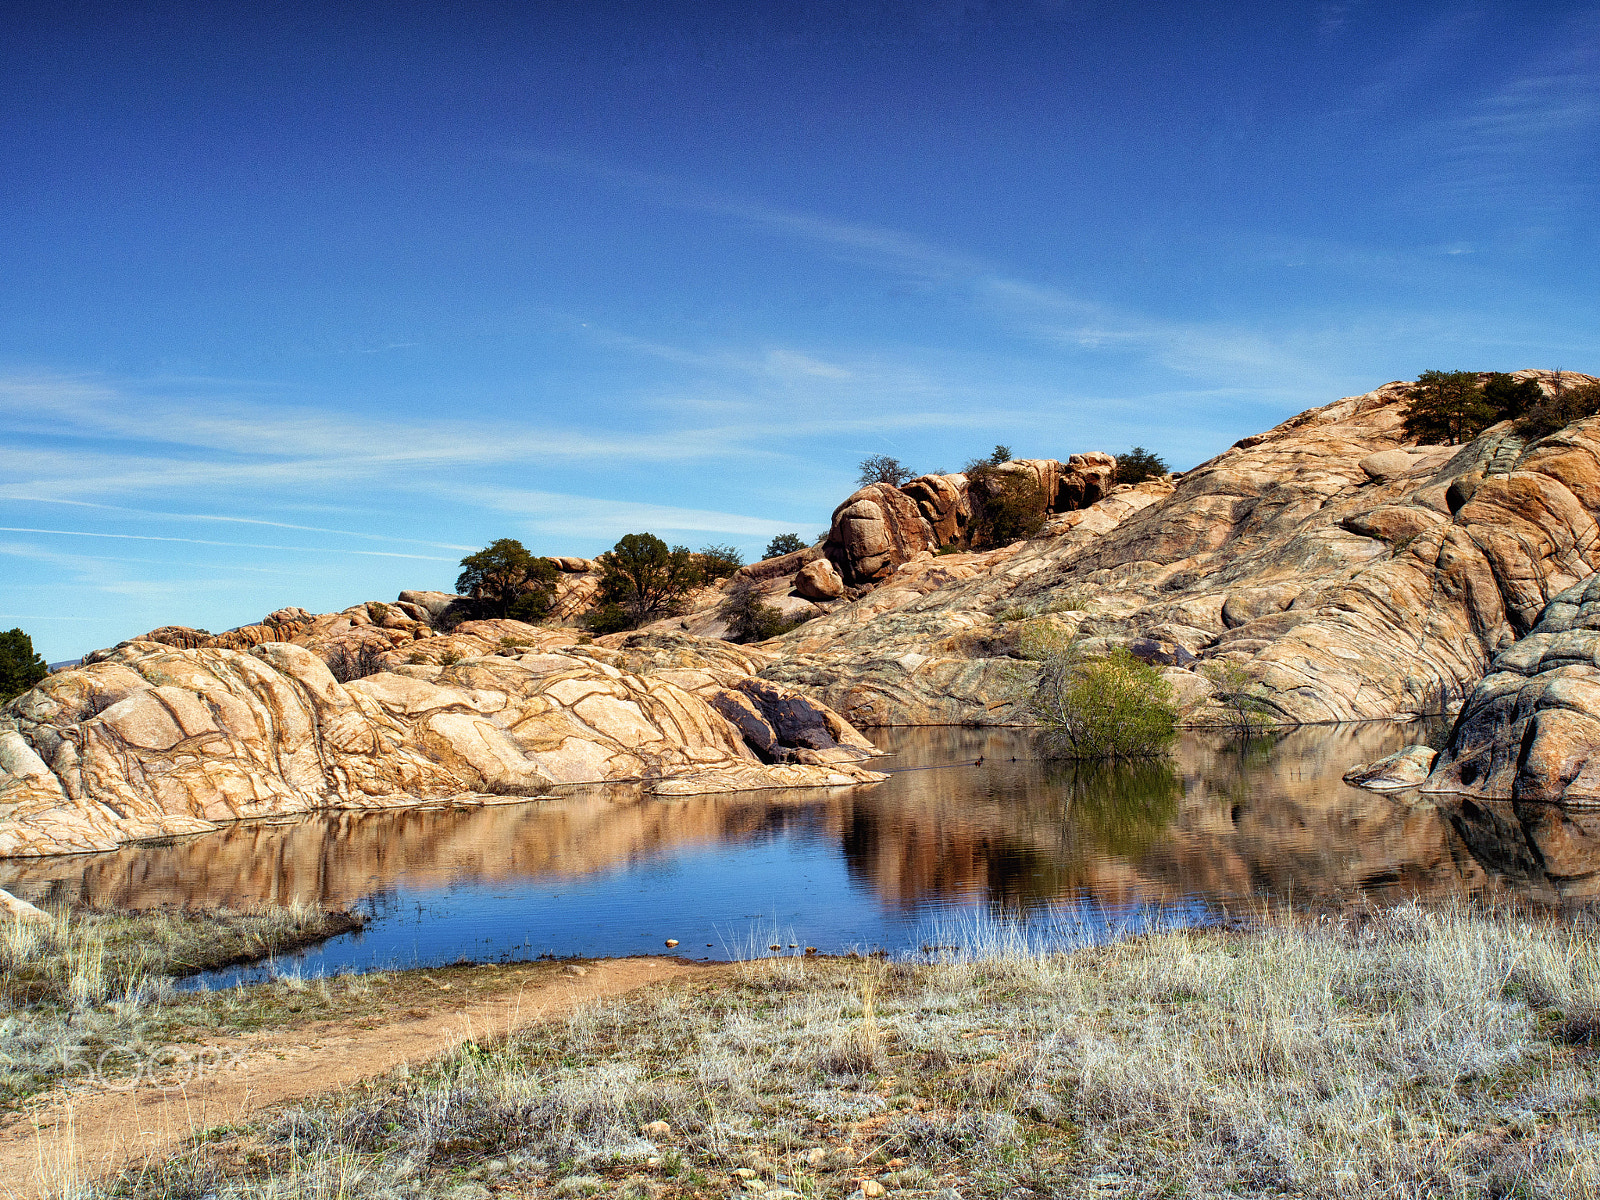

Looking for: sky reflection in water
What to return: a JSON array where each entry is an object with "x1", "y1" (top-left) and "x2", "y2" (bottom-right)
[{"x1": 2, "y1": 721, "x2": 1588, "y2": 987}]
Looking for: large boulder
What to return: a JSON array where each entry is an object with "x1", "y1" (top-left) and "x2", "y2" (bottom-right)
[
  {"x1": 823, "y1": 483, "x2": 940, "y2": 585},
  {"x1": 795, "y1": 558, "x2": 845, "y2": 600},
  {"x1": 1344, "y1": 745, "x2": 1437, "y2": 791},
  {"x1": 1423, "y1": 573, "x2": 1600, "y2": 803},
  {"x1": 901, "y1": 474, "x2": 971, "y2": 545},
  {"x1": 1057, "y1": 452, "x2": 1118, "y2": 510}
]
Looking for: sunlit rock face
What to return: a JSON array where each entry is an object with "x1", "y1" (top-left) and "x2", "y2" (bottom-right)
[
  {"x1": 0, "y1": 633, "x2": 882, "y2": 858},
  {"x1": 1425, "y1": 572, "x2": 1600, "y2": 806},
  {"x1": 764, "y1": 372, "x2": 1600, "y2": 729}
]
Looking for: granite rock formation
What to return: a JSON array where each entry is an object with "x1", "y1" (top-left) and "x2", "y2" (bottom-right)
[
  {"x1": 1422, "y1": 573, "x2": 1600, "y2": 804},
  {"x1": 0, "y1": 631, "x2": 882, "y2": 857}
]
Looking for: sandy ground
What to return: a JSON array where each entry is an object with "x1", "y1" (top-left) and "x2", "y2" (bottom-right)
[{"x1": 0, "y1": 956, "x2": 718, "y2": 1200}]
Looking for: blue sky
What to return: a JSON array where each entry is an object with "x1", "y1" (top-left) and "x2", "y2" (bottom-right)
[{"x1": 3, "y1": 0, "x2": 1598, "y2": 661}]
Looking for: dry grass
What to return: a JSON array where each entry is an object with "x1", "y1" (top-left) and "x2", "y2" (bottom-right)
[
  {"x1": 0, "y1": 904, "x2": 361, "y2": 1106},
  {"x1": 76, "y1": 901, "x2": 1600, "y2": 1199}
]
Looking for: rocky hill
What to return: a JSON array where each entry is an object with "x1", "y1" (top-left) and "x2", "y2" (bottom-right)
[
  {"x1": 760, "y1": 371, "x2": 1600, "y2": 732},
  {"x1": 5, "y1": 369, "x2": 1600, "y2": 854}
]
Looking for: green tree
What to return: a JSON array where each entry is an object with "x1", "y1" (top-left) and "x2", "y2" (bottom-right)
[
  {"x1": 1401, "y1": 370, "x2": 1498, "y2": 445},
  {"x1": 1482, "y1": 373, "x2": 1543, "y2": 421},
  {"x1": 1114, "y1": 446, "x2": 1168, "y2": 485},
  {"x1": 0, "y1": 628, "x2": 49, "y2": 704},
  {"x1": 697, "y1": 543, "x2": 744, "y2": 580},
  {"x1": 1028, "y1": 645, "x2": 1177, "y2": 760},
  {"x1": 763, "y1": 533, "x2": 808, "y2": 560},
  {"x1": 988, "y1": 444, "x2": 1013, "y2": 464},
  {"x1": 857, "y1": 454, "x2": 913, "y2": 488},
  {"x1": 594, "y1": 533, "x2": 704, "y2": 628},
  {"x1": 455, "y1": 539, "x2": 559, "y2": 620}
]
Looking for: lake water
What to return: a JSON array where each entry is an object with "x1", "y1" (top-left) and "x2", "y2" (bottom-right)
[{"x1": 2, "y1": 722, "x2": 1594, "y2": 986}]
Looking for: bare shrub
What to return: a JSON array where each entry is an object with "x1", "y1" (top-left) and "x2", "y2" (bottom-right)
[{"x1": 324, "y1": 642, "x2": 387, "y2": 682}]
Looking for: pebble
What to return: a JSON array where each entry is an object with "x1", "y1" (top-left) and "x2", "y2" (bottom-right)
[
  {"x1": 734, "y1": 1168, "x2": 758, "y2": 1179},
  {"x1": 664, "y1": 939, "x2": 679, "y2": 947},
  {"x1": 859, "y1": 1181, "x2": 887, "y2": 1198},
  {"x1": 563, "y1": 964, "x2": 588, "y2": 976},
  {"x1": 642, "y1": 1120, "x2": 672, "y2": 1137},
  {"x1": 804, "y1": 1148, "x2": 828, "y2": 1167}
]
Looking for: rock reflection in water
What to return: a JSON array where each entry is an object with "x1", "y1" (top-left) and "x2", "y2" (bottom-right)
[{"x1": 0, "y1": 725, "x2": 1590, "y2": 959}]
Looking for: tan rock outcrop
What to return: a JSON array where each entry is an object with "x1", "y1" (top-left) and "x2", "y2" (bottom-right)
[
  {"x1": 901, "y1": 474, "x2": 970, "y2": 544},
  {"x1": 824, "y1": 483, "x2": 940, "y2": 585},
  {"x1": 0, "y1": 634, "x2": 884, "y2": 858}
]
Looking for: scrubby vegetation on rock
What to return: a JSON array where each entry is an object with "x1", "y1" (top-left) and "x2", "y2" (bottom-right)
[
  {"x1": 593, "y1": 533, "x2": 704, "y2": 630},
  {"x1": 1401, "y1": 369, "x2": 1499, "y2": 444},
  {"x1": 856, "y1": 453, "x2": 913, "y2": 487},
  {"x1": 720, "y1": 580, "x2": 805, "y2": 643},
  {"x1": 1113, "y1": 444, "x2": 1167, "y2": 485},
  {"x1": 1517, "y1": 374, "x2": 1600, "y2": 439},
  {"x1": 696, "y1": 543, "x2": 744, "y2": 580}
]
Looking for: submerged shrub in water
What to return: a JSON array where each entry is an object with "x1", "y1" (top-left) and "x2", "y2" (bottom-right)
[{"x1": 1029, "y1": 646, "x2": 1177, "y2": 760}]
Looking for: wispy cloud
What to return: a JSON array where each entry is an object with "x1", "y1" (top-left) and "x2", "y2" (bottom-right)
[
  {"x1": 8, "y1": 495, "x2": 476, "y2": 550},
  {"x1": 461, "y1": 487, "x2": 802, "y2": 539},
  {"x1": 0, "y1": 528, "x2": 457, "y2": 561}
]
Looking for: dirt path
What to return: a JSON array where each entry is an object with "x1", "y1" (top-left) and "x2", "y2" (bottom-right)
[{"x1": 0, "y1": 957, "x2": 717, "y2": 1200}]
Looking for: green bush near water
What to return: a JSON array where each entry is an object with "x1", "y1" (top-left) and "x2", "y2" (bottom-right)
[{"x1": 1028, "y1": 643, "x2": 1178, "y2": 760}]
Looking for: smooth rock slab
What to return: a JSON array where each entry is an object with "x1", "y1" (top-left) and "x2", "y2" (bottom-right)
[{"x1": 1344, "y1": 745, "x2": 1437, "y2": 791}]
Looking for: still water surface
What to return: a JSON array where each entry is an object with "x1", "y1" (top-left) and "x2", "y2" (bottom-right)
[{"x1": 2, "y1": 723, "x2": 1593, "y2": 984}]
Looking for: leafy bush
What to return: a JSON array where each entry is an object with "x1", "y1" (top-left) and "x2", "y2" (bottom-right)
[
  {"x1": 1401, "y1": 370, "x2": 1498, "y2": 444},
  {"x1": 763, "y1": 533, "x2": 808, "y2": 559},
  {"x1": 1516, "y1": 377, "x2": 1600, "y2": 439},
  {"x1": 593, "y1": 533, "x2": 704, "y2": 629},
  {"x1": 857, "y1": 454, "x2": 913, "y2": 488},
  {"x1": 1028, "y1": 646, "x2": 1177, "y2": 760},
  {"x1": 0, "y1": 628, "x2": 48, "y2": 704},
  {"x1": 988, "y1": 444, "x2": 1012, "y2": 464},
  {"x1": 455, "y1": 539, "x2": 559, "y2": 621},
  {"x1": 581, "y1": 602, "x2": 635, "y2": 635},
  {"x1": 720, "y1": 581, "x2": 807, "y2": 643},
  {"x1": 697, "y1": 543, "x2": 744, "y2": 580},
  {"x1": 1114, "y1": 446, "x2": 1167, "y2": 485}
]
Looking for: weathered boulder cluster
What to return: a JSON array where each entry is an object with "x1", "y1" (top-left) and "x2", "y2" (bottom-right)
[{"x1": 824, "y1": 453, "x2": 1117, "y2": 586}]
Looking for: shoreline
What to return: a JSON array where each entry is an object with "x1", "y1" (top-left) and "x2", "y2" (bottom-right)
[{"x1": 4, "y1": 902, "x2": 1595, "y2": 1199}]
